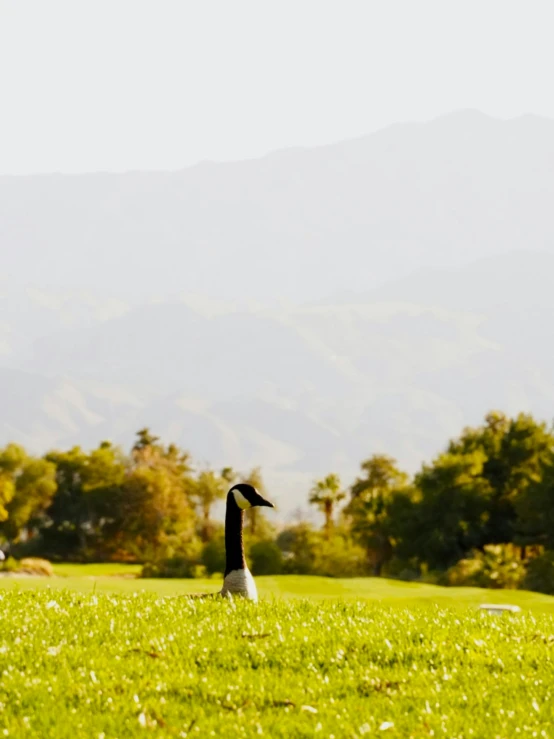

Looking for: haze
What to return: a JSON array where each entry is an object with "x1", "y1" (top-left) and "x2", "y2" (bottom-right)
[{"x1": 1, "y1": 1, "x2": 553, "y2": 174}]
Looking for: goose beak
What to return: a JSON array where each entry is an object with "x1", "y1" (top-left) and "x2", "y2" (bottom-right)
[{"x1": 258, "y1": 497, "x2": 275, "y2": 508}]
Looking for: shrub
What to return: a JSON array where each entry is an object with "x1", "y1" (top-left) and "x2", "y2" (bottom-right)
[
  {"x1": 521, "y1": 551, "x2": 554, "y2": 594},
  {"x1": 445, "y1": 545, "x2": 526, "y2": 589},
  {"x1": 141, "y1": 537, "x2": 204, "y2": 578},
  {"x1": 0, "y1": 557, "x2": 19, "y2": 574},
  {"x1": 444, "y1": 556, "x2": 484, "y2": 587},
  {"x1": 141, "y1": 556, "x2": 206, "y2": 579},
  {"x1": 313, "y1": 535, "x2": 368, "y2": 578},
  {"x1": 277, "y1": 524, "x2": 319, "y2": 575},
  {"x1": 250, "y1": 540, "x2": 283, "y2": 575},
  {"x1": 201, "y1": 535, "x2": 226, "y2": 576}
]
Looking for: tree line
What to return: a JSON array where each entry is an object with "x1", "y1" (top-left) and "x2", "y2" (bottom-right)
[{"x1": 2, "y1": 412, "x2": 554, "y2": 592}]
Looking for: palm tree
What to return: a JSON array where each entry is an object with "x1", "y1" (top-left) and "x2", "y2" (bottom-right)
[
  {"x1": 194, "y1": 469, "x2": 227, "y2": 541},
  {"x1": 309, "y1": 473, "x2": 345, "y2": 539}
]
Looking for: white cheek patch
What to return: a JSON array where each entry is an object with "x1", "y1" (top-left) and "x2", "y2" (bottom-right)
[{"x1": 233, "y1": 489, "x2": 252, "y2": 509}]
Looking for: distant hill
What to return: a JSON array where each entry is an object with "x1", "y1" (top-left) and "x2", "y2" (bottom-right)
[{"x1": 2, "y1": 110, "x2": 554, "y2": 301}]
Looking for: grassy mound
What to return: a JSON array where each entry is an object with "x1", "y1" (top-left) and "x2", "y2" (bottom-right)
[{"x1": 0, "y1": 591, "x2": 553, "y2": 737}]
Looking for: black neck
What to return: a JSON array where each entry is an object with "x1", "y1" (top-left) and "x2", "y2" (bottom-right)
[{"x1": 224, "y1": 492, "x2": 246, "y2": 575}]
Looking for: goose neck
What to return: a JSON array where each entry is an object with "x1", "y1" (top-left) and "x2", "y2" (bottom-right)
[{"x1": 224, "y1": 493, "x2": 246, "y2": 576}]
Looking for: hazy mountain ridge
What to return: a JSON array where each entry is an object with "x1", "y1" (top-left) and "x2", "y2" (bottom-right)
[{"x1": 3, "y1": 110, "x2": 554, "y2": 300}]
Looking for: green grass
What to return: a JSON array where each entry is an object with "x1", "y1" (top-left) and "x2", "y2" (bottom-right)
[
  {"x1": 52, "y1": 562, "x2": 143, "y2": 578},
  {"x1": 1, "y1": 591, "x2": 553, "y2": 738},
  {"x1": 2, "y1": 566, "x2": 554, "y2": 613}
]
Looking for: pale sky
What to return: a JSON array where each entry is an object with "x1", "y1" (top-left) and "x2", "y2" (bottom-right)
[{"x1": 1, "y1": 0, "x2": 553, "y2": 174}]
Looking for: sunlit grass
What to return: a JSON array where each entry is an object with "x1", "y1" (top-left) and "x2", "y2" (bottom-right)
[
  {"x1": 0, "y1": 591, "x2": 553, "y2": 737},
  {"x1": 1, "y1": 566, "x2": 554, "y2": 613}
]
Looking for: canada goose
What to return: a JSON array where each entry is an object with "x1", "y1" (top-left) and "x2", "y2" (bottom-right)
[{"x1": 220, "y1": 483, "x2": 275, "y2": 601}]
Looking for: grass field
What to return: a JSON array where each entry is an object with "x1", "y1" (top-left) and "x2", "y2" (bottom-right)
[
  {"x1": 2, "y1": 564, "x2": 554, "y2": 613},
  {"x1": 1, "y1": 569, "x2": 554, "y2": 737}
]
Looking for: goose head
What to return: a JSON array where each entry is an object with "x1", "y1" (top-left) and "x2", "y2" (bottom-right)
[{"x1": 229, "y1": 483, "x2": 275, "y2": 510}]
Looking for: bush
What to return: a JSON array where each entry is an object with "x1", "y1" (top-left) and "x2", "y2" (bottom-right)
[
  {"x1": 250, "y1": 540, "x2": 283, "y2": 575},
  {"x1": 445, "y1": 545, "x2": 526, "y2": 589},
  {"x1": 385, "y1": 557, "x2": 421, "y2": 581},
  {"x1": 444, "y1": 556, "x2": 484, "y2": 587},
  {"x1": 201, "y1": 535, "x2": 226, "y2": 576},
  {"x1": 0, "y1": 557, "x2": 19, "y2": 574},
  {"x1": 141, "y1": 556, "x2": 206, "y2": 579},
  {"x1": 277, "y1": 524, "x2": 319, "y2": 575},
  {"x1": 313, "y1": 535, "x2": 368, "y2": 578},
  {"x1": 141, "y1": 537, "x2": 204, "y2": 578},
  {"x1": 521, "y1": 551, "x2": 554, "y2": 594}
]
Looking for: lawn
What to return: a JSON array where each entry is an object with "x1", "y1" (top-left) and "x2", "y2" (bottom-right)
[
  {"x1": 0, "y1": 590, "x2": 553, "y2": 738},
  {"x1": 2, "y1": 565, "x2": 554, "y2": 613}
]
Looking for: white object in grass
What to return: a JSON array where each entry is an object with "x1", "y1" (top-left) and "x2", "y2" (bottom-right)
[{"x1": 479, "y1": 603, "x2": 521, "y2": 615}]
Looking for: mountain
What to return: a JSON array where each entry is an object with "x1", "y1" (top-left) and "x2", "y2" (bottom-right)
[
  {"x1": 2, "y1": 111, "x2": 554, "y2": 511},
  {"x1": 2, "y1": 110, "x2": 554, "y2": 301}
]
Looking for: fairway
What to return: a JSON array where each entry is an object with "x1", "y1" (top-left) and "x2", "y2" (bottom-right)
[
  {"x1": 1, "y1": 590, "x2": 553, "y2": 738},
  {"x1": 2, "y1": 566, "x2": 554, "y2": 613}
]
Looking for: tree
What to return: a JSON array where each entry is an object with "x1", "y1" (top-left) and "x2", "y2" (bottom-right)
[
  {"x1": 392, "y1": 412, "x2": 554, "y2": 571},
  {"x1": 193, "y1": 469, "x2": 228, "y2": 541},
  {"x1": 118, "y1": 431, "x2": 196, "y2": 559},
  {"x1": 448, "y1": 411, "x2": 554, "y2": 547},
  {"x1": 395, "y1": 450, "x2": 491, "y2": 570},
  {"x1": 0, "y1": 444, "x2": 21, "y2": 525},
  {"x1": 345, "y1": 455, "x2": 408, "y2": 574},
  {"x1": 43, "y1": 446, "x2": 90, "y2": 555},
  {"x1": 308, "y1": 473, "x2": 345, "y2": 539},
  {"x1": 44, "y1": 443, "x2": 125, "y2": 558},
  {"x1": 0, "y1": 472, "x2": 14, "y2": 525},
  {"x1": 1, "y1": 452, "x2": 57, "y2": 543},
  {"x1": 515, "y1": 451, "x2": 554, "y2": 551}
]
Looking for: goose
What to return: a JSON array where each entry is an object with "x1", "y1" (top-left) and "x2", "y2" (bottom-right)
[{"x1": 219, "y1": 483, "x2": 275, "y2": 601}]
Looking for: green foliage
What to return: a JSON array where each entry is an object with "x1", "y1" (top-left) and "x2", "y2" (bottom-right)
[
  {"x1": 346, "y1": 455, "x2": 408, "y2": 574},
  {"x1": 0, "y1": 444, "x2": 56, "y2": 538},
  {"x1": 140, "y1": 537, "x2": 204, "y2": 578},
  {"x1": 277, "y1": 524, "x2": 368, "y2": 577},
  {"x1": 450, "y1": 411, "x2": 554, "y2": 544},
  {"x1": 3, "y1": 410, "x2": 554, "y2": 594},
  {"x1": 249, "y1": 540, "x2": 283, "y2": 575},
  {"x1": 392, "y1": 412, "x2": 554, "y2": 574},
  {"x1": 277, "y1": 523, "x2": 319, "y2": 574},
  {"x1": 444, "y1": 545, "x2": 526, "y2": 589},
  {"x1": 192, "y1": 468, "x2": 228, "y2": 540},
  {"x1": 312, "y1": 532, "x2": 368, "y2": 577},
  {"x1": 522, "y1": 551, "x2": 554, "y2": 594},
  {"x1": 1, "y1": 592, "x2": 554, "y2": 737},
  {"x1": 308, "y1": 473, "x2": 345, "y2": 538},
  {"x1": 397, "y1": 449, "x2": 491, "y2": 569},
  {"x1": 201, "y1": 530, "x2": 226, "y2": 575}
]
